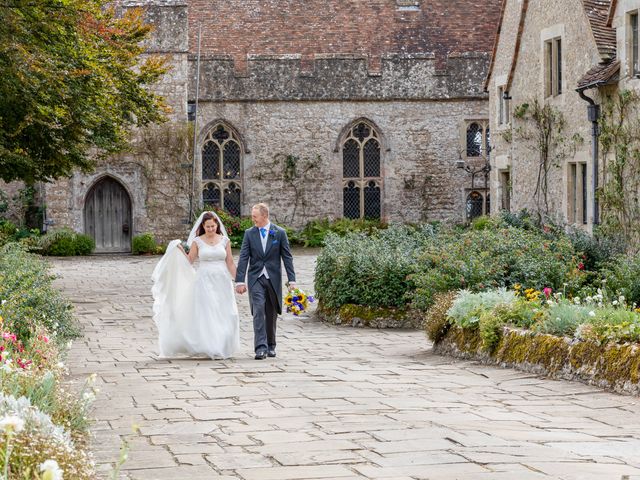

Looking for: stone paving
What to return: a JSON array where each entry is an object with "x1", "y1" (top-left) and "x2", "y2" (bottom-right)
[{"x1": 51, "y1": 250, "x2": 640, "y2": 480}]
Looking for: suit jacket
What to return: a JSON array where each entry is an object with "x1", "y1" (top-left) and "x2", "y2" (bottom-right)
[{"x1": 235, "y1": 224, "x2": 296, "y2": 314}]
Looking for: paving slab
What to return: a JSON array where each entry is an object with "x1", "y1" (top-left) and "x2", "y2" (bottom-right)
[{"x1": 52, "y1": 251, "x2": 640, "y2": 479}]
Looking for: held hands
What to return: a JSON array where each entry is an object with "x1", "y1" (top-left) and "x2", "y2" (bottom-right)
[{"x1": 235, "y1": 284, "x2": 247, "y2": 294}]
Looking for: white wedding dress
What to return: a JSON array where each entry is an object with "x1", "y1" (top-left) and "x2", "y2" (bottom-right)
[{"x1": 151, "y1": 236, "x2": 240, "y2": 359}]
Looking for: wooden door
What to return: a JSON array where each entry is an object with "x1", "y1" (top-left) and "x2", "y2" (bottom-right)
[{"x1": 84, "y1": 177, "x2": 132, "y2": 253}]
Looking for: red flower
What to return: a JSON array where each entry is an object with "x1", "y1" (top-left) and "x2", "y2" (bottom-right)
[
  {"x1": 543, "y1": 287, "x2": 552, "y2": 298},
  {"x1": 578, "y1": 262, "x2": 585, "y2": 270}
]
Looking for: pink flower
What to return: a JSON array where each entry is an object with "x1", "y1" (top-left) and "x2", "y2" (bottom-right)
[{"x1": 543, "y1": 287, "x2": 552, "y2": 299}]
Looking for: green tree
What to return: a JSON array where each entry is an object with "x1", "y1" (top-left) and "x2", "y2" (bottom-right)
[{"x1": 0, "y1": 0, "x2": 168, "y2": 183}]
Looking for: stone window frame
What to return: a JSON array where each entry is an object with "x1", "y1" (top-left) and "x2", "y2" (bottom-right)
[
  {"x1": 627, "y1": 10, "x2": 640, "y2": 77},
  {"x1": 340, "y1": 119, "x2": 384, "y2": 220},
  {"x1": 498, "y1": 85, "x2": 511, "y2": 126},
  {"x1": 541, "y1": 25, "x2": 564, "y2": 98},
  {"x1": 199, "y1": 121, "x2": 244, "y2": 217},
  {"x1": 464, "y1": 119, "x2": 490, "y2": 159},
  {"x1": 567, "y1": 161, "x2": 588, "y2": 225}
]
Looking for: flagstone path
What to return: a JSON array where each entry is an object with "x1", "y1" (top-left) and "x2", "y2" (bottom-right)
[{"x1": 51, "y1": 250, "x2": 640, "y2": 480}]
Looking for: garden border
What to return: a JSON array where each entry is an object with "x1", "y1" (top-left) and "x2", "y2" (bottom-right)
[{"x1": 433, "y1": 325, "x2": 640, "y2": 396}]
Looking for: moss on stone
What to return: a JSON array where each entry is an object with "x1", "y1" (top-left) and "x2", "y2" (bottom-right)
[
  {"x1": 435, "y1": 325, "x2": 640, "y2": 395},
  {"x1": 338, "y1": 303, "x2": 407, "y2": 322}
]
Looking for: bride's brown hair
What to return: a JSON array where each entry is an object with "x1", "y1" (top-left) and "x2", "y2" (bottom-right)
[{"x1": 197, "y1": 212, "x2": 222, "y2": 236}]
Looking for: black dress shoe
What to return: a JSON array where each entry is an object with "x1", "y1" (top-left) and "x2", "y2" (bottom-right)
[
  {"x1": 267, "y1": 348, "x2": 276, "y2": 358},
  {"x1": 254, "y1": 350, "x2": 267, "y2": 360}
]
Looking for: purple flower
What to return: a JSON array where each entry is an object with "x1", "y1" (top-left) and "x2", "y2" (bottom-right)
[{"x1": 308, "y1": 296, "x2": 315, "y2": 302}]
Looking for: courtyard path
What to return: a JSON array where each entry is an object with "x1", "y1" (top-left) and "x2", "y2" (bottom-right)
[{"x1": 52, "y1": 251, "x2": 640, "y2": 480}]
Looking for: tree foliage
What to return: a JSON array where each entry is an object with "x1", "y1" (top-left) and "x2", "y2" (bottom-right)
[{"x1": 0, "y1": 0, "x2": 168, "y2": 183}]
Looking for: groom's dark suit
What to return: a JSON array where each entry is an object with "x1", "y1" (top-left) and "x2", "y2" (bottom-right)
[{"x1": 236, "y1": 223, "x2": 295, "y2": 354}]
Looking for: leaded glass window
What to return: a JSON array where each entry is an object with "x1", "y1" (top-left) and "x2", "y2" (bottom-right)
[
  {"x1": 342, "y1": 121, "x2": 382, "y2": 219},
  {"x1": 466, "y1": 191, "x2": 484, "y2": 220},
  {"x1": 464, "y1": 121, "x2": 490, "y2": 159},
  {"x1": 201, "y1": 123, "x2": 243, "y2": 214}
]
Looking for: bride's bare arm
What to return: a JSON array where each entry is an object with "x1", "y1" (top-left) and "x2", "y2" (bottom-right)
[
  {"x1": 182, "y1": 241, "x2": 198, "y2": 264},
  {"x1": 225, "y1": 240, "x2": 237, "y2": 278}
]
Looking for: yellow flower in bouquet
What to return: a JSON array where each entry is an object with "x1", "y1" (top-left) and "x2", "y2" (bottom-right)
[{"x1": 284, "y1": 288, "x2": 314, "y2": 316}]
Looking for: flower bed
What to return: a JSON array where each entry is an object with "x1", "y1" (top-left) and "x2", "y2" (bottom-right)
[
  {"x1": 0, "y1": 244, "x2": 96, "y2": 477},
  {"x1": 425, "y1": 286, "x2": 640, "y2": 395}
]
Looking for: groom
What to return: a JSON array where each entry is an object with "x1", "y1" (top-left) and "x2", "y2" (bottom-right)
[{"x1": 235, "y1": 203, "x2": 296, "y2": 360}]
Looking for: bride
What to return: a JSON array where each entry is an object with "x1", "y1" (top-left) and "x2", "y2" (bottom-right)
[{"x1": 151, "y1": 211, "x2": 240, "y2": 359}]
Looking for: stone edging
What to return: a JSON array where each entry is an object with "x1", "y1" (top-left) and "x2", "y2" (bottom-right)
[
  {"x1": 316, "y1": 304, "x2": 422, "y2": 329},
  {"x1": 433, "y1": 326, "x2": 640, "y2": 396}
]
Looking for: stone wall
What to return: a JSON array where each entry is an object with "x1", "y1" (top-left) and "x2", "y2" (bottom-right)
[
  {"x1": 193, "y1": 99, "x2": 488, "y2": 227},
  {"x1": 487, "y1": 0, "x2": 605, "y2": 227},
  {"x1": 44, "y1": 0, "x2": 497, "y2": 246}
]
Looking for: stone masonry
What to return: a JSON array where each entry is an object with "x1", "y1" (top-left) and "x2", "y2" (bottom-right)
[{"x1": 40, "y1": 0, "x2": 502, "y2": 248}]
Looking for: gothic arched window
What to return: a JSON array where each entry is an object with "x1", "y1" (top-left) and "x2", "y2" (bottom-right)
[
  {"x1": 201, "y1": 123, "x2": 242, "y2": 216},
  {"x1": 342, "y1": 121, "x2": 382, "y2": 219},
  {"x1": 465, "y1": 121, "x2": 490, "y2": 158}
]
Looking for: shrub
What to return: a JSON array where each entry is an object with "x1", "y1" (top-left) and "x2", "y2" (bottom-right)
[
  {"x1": 73, "y1": 234, "x2": 95, "y2": 256},
  {"x1": 0, "y1": 243, "x2": 78, "y2": 343},
  {"x1": 424, "y1": 291, "x2": 457, "y2": 343},
  {"x1": 478, "y1": 309, "x2": 505, "y2": 352},
  {"x1": 132, "y1": 232, "x2": 157, "y2": 255},
  {"x1": 535, "y1": 303, "x2": 592, "y2": 337},
  {"x1": 315, "y1": 226, "x2": 429, "y2": 310},
  {"x1": 39, "y1": 228, "x2": 94, "y2": 256},
  {"x1": 447, "y1": 289, "x2": 516, "y2": 329},
  {"x1": 300, "y1": 218, "x2": 387, "y2": 247},
  {"x1": 600, "y1": 253, "x2": 640, "y2": 307}
]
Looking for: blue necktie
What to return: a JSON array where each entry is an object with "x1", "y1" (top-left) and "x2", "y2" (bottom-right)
[{"x1": 260, "y1": 227, "x2": 267, "y2": 238}]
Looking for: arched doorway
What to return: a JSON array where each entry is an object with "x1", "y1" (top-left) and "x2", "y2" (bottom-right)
[{"x1": 84, "y1": 177, "x2": 132, "y2": 253}]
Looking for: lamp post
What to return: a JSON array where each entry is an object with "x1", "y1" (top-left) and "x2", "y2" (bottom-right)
[{"x1": 456, "y1": 148, "x2": 492, "y2": 217}]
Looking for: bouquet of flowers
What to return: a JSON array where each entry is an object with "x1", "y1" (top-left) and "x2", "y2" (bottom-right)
[{"x1": 284, "y1": 288, "x2": 314, "y2": 316}]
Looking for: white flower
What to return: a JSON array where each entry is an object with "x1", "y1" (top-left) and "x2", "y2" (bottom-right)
[
  {"x1": 547, "y1": 300, "x2": 554, "y2": 305},
  {"x1": 82, "y1": 391, "x2": 95, "y2": 402},
  {"x1": 1, "y1": 363, "x2": 11, "y2": 373},
  {"x1": 0, "y1": 415, "x2": 24, "y2": 434},
  {"x1": 619, "y1": 295, "x2": 626, "y2": 303},
  {"x1": 613, "y1": 300, "x2": 619, "y2": 306},
  {"x1": 57, "y1": 362, "x2": 65, "y2": 369},
  {"x1": 574, "y1": 297, "x2": 581, "y2": 305},
  {"x1": 588, "y1": 311, "x2": 596, "y2": 317},
  {"x1": 40, "y1": 459, "x2": 63, "y2": 480},
  {"x1": 602, "y1": 278, "x2": 607, "y2": 283}
]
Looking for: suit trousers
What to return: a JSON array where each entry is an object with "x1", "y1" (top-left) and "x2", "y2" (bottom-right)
[{"x1": 250, "y1": 275, "x2": 278, "y2": 352}]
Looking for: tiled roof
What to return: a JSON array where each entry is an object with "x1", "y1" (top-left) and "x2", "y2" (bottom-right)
[
  {"x1": 583, "y1": 0, "x2": 616, "y2": 60},
  {"x1": 577, "y1": 59, "x2": 620, "y2": 89}
]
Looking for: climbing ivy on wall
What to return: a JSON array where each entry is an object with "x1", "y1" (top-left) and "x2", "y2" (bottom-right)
[{"x1": 599, "y1": 89, "x2": 640, "y2": 252}]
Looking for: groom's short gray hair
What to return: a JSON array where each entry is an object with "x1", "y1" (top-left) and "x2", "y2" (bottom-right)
[{"x1": 253, "y1": 203, "x2": 269, "y2": 217}]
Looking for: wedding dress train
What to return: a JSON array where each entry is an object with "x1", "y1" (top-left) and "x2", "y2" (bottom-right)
[{"x1": 151, "y1": 237, "x2": 240, "y2": 359}]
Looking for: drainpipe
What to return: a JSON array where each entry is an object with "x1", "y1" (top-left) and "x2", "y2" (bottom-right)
[{"x1": 576, "y1": 87, "x2": 600, "y2": 225}]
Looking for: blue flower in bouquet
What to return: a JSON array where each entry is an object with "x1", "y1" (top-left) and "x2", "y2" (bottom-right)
[{"x1": 284, "y1": 288, "x2": 315, "y2": 316}]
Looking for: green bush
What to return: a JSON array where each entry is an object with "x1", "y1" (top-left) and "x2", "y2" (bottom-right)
[
  {"x1": 446, "y1": 289, "x2": 516, "y2": 329},
  {"x1": 314, "y1": 226, "x2": 429, "y2": 310},
  {"x1": 300, "y1": 218, "x2": 387, "y2": 247},
  {"x1": 411, "y1": 221, "x2": 578, "y2": 309},
  {"x1": 600, "y1": 253, "x2": 640, "y2": 307},
  {"x1": 40, "y1": 228, "x2": 94, "y2": 256},
  {"x1": 73, "y1": 234, "x2": 95, "y2": 255},
  {"x1": 132, "y1": 232, "x2": 157, "y2": 254},
  {"x1": 0, "y1": 243, "x2": 78, "y2": 343}
]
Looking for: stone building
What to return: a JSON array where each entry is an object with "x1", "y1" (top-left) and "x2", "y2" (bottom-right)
[
  {"x1": 42, "y1": 0, "x2": 501, "y2": 252},
  {"x1": 485, "y1": 0, "x2": 619, "y2": 229}
]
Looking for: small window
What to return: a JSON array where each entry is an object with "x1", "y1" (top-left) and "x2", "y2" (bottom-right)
[
  {"x1": 568, "y1": 162, "x2": 587, "y2": 224},
  {"x1": 631, "y1": 12, "x2": 639, "y2": 76},
  {"x1": 545, "y1": 37, "x2": 562, "y2": 97},
  {"x1": 465, "y1": 121, "x2": 490, "y2": 158}
]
